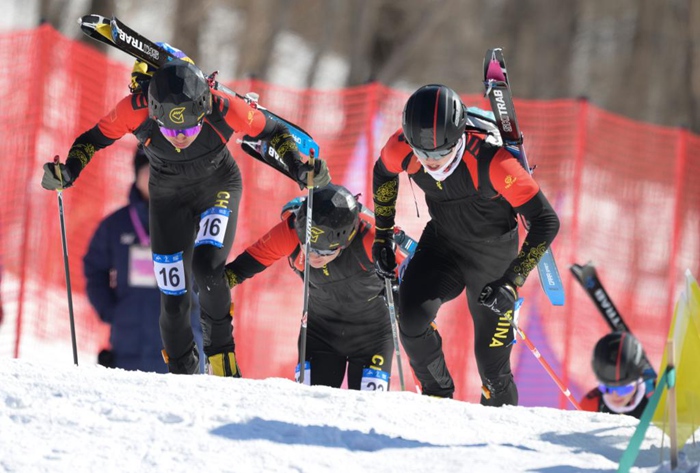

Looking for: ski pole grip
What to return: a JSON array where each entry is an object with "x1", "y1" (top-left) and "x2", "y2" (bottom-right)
[
  {"x1": 307, "y1": 149, "x2": 315, "y2": 189},
  {"x1": 53, "y1": 155, "x2": 64, "y2": 189}
]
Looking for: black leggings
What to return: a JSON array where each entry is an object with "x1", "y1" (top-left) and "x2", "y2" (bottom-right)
[
  {"x1": 149, "y1": 160, "x2": 242, "y2": 360},
  {"x1": 398, "y1": 222, "x2": 518, "y2": 403},
  {"x1": 301, "y1": 298, "x2": 395, "y2": 390}
]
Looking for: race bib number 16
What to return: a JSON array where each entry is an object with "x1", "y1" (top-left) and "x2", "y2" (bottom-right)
[
  {"x1": 195, "y1": 207, "x2": 231, "y2": 248},
  {"x1": 152, "y1": 251, "x2": 186, "y2": 295}
]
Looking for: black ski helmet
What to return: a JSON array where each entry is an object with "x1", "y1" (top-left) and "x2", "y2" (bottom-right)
[
  {"x1": 592, "y1": 332, "x2": 645, "y2": 386},
  {"x1": 148, "y1": 59, "x2": 212, "y2": 130},
  {"x1": 294, "y1": 184, "x2": 359, "y2": 252},
  {"x1": 402, "y1": 84, "x2": 467, "y2": 157}
]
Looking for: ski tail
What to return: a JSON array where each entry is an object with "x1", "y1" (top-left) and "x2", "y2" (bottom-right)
[
  {"x1": 482, "y1": 47, "x2": 565, "y2": 306},
  {"x1": 570, "y1": 262, "x2": 628, "y2": 332},
  {"x1": 108, "y1": 17, "x2": 174, "y2": 68},
  {"x1": 79, "y1": 14, "x2": 321, "y2": 158},
  {"x1": 78, "y1": 15, "x2": 118, "y2": 49},
  {"x1": 483, "y1": 48, "x2": 522, "y2": 145}
]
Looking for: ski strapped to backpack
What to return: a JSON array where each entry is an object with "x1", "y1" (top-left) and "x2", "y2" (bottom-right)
[
  {"x1": 482, "y1": 47, "x2": 565, "y2": 306},
  {"x1": 570, "y1": 261, "x2": 658, "y2": 383},
  {"x1": 78, "y1": 14, "x2": 320, "y2": 158}
]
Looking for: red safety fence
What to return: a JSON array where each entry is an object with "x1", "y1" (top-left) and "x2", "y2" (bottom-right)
[{"x1": 1, "y1": 25, "x2": 698, "y2": 407}]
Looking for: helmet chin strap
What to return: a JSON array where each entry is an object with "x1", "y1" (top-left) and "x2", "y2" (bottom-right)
[{"x1": 422, "y1": 136, "x2": 465, "y2": 182}]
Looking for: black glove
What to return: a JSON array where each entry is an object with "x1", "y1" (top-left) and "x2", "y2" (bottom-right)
[
  {"x1": 372, "y1": 229, "x2": 396, "y2": 280},
  {"x1": 295, "y1": 158, "x2": 331, "y2": 189},
  {"x1": 41, "y1": 162, "x2": 76, "y2": 190},
  {"x1": 478, "y1": 276, "x2": 518, "y2": 316}
]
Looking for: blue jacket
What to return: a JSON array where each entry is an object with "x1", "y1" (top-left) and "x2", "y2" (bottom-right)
[{"x1": 83, "y1": 185, "x2": 203, "y2": 373}]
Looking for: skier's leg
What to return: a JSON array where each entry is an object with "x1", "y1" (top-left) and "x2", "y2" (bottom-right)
[
  {"x1": 464, "y1": 229, "x2": 519, "y2": 406},
  {"x1": 149, "y1": 188, "x2": 198, "y2": 374},
  {"x1": 398, "y1": 235, "x2": 465, "y2": 398},
  {"x1": 191, "y1": 181, "x2": 242, "y2": 376}
]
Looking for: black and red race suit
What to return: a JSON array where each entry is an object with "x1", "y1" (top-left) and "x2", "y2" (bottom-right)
[
  {"x1": 373, "y1": 128, "x2": 559, "y2": 403},
  {"x1": 226, "y1": 213, "x2": 405, "y2": 389},
  {"x1": 64, "y1": 88, "x2": 306, "y2": 365}
]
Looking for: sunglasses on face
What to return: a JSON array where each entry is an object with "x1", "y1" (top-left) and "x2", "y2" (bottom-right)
[
  {"x1": 412, "y1": 145, "x2": 454, "y2": 161},
  {"x1": 159, "y1": 123, "x2": 203, "y2": 138},
  {"x1": 598, "y1": 382, "x2": 637, "y2": 396},
  {"x1": 309, "y1": 248, "x2": 338, "y2": 256}
]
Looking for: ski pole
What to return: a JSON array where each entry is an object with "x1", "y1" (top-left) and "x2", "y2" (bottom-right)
[
  {"x1": 297, "y1": 149, "x2": 315, "y2": 384},
  {"x1": 384, "y1": 277, "x2": 405, "y2": 391},
  {"x1": 505, "y1": 298, "x2": 580, "y2": 410},
  {"x1": 53, "y1": 155, "x2": 79, "y2": 366}
]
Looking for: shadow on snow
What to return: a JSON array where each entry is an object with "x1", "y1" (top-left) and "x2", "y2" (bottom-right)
[{"x1": 211, "y1": 417, "x2": 485, "y2": 452}]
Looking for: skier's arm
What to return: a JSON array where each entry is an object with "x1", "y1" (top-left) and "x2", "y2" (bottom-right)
[
  {"x1": 372, "y1": 130, "x2": 408, "y2": 232},
  {"x1": 218, "y1": 90, "x2": 329, "y2": 188},
  {"x1": 491, "y1": 149, "x2": 560, "y2": 286},
  {"x1": 225, "y1": 218, "x2": 299, "y2": 288},
  {"x1": 65, "y1": 95, "x2": 149, "y2": 181}
]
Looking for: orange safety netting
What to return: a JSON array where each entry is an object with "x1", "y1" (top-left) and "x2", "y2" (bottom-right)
[{"x1": 1, "y1": 25, "x2": 698, "y2": 407}]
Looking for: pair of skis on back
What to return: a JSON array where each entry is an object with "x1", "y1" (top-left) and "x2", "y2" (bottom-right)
[
  {"x1": 484, "y1": 52, "x2": 656, "y2": 380},
  {"x1": 483, "y1": 48, "x2": 565, "y2": 306},
  {"x1": 79, "y1": 14, "x2": 320, "y2": 162}
]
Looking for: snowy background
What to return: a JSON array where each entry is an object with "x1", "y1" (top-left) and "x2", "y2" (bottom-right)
[{"x1": 1, "y1": 358, "x2": 699, "y2": 473}]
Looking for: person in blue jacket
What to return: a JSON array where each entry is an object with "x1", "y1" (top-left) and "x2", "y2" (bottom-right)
[{"x1": 83, "y1": 147, "x2": 204, "y2": 373}]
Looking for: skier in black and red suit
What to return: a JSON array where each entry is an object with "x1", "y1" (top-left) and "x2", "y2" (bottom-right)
[
  {"x1": 372, "y1": 84, "x2": 560, "y2": 405},
  {"x1": 41, "y1": 57, "x2": 330, "y2": 377},
  {"x1": 580, "y1": 332, "x2": 653, "y2": 418},
  {"x1": 224, "y1": 184, "x2": 405, "y2": 390}
]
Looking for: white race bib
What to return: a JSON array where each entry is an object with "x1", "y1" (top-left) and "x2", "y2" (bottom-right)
[
  {"x1": 195, "y1": 207, "x2": 231, "y2": 248},
  {"x1": 361, "y1": 368, "x2": 390, "y2": 391},
  {"x1": 152, "y1": 251, "x2": 186, "y2": 295},
  {"x1": 128, "y1": 245, "x2": 157, "y2": 288}
]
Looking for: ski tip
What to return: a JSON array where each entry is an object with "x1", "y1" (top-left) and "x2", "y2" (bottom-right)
[{"x1": 485, "y1": 59, "x2": 506, "y2": 82}]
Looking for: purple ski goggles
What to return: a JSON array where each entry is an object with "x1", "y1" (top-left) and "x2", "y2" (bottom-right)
[
  {"x1": 598, "y1": 382, "x2": 637, "y2": 396},
  {"x1": 159, "y1": 123, "x2": 203, "y2": 138}
]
